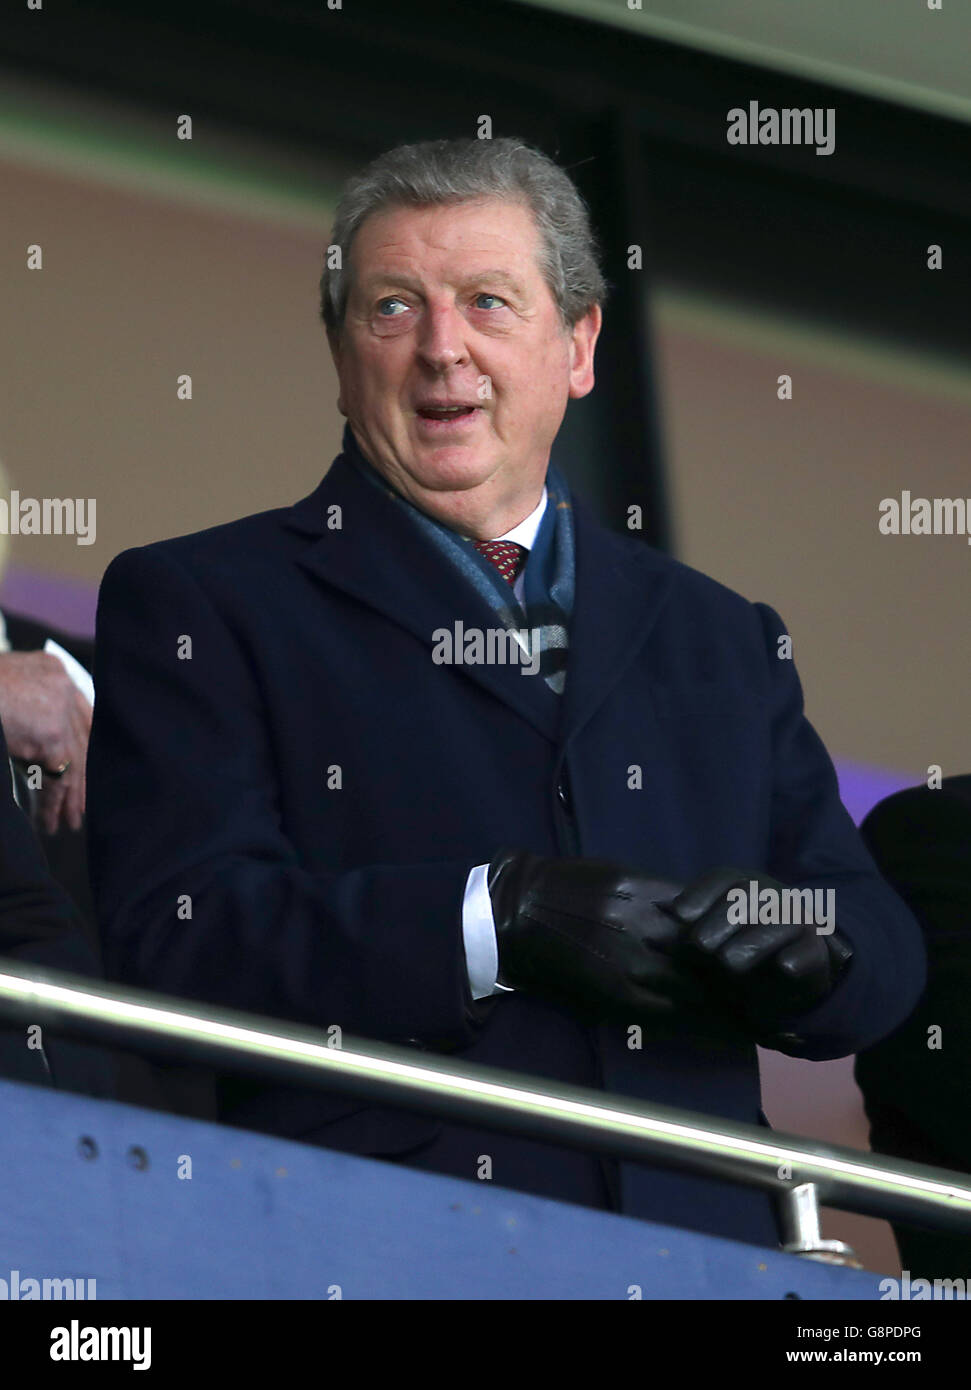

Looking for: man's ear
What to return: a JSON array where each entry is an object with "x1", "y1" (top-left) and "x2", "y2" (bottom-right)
[
  {"x1": 327, "y1": 330, "x2": 346, "y2": 416},
  {"x1": 567, "y1": 304, "x2": 601, "y2": 401}
]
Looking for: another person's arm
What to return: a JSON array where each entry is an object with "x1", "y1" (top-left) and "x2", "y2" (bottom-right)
[
  {"x1": 0, "y1": 717, "x2": 113, "y2": 1096},
  {"x1": 0, "y1": 647, "x2": 90, "y2": 834}
]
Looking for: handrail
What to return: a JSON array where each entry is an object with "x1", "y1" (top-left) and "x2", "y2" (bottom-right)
[{"x1": 1, "y1": 957, "x2": 969, "y2": 1241}]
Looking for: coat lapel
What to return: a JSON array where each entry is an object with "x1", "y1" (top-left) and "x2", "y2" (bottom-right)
[
  {"x1": 283, "y1": 454, "x2": 562, "y2": 741},
  {"x1": 558, "y1": 496, "x2": 678, "y2": 745},
  {"x1": 283, "y1": 454, "x2": 678, "y2": 751}
]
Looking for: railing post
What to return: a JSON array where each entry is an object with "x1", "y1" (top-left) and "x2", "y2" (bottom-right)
[{"x1": 780, "y1": 1182, "x2": 863, "y2": 1267}]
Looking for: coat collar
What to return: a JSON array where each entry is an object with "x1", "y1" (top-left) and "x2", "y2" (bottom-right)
[{"x1": 284, "y1": 449, "x2": 677, "y2": 746}]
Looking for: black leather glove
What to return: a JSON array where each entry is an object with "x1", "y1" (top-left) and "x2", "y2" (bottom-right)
[
  {"x1": 667, "y1": 867, "x2": 854, "y2": 1047},
  {"x1": 487, "y1": 850, "x2": 752, "y2": 1036}
]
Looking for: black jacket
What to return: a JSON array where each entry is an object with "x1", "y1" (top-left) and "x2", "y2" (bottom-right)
[
  {"x1": 2, "y1": 609, "x2": 98, "y2": 949},
  {"x1": 854, "y1": 776, "x2": 971, "y2": 1277},
  {"x1": 0, "y1": 709, "x2": 115, "y2": 1099},
  {"x1": 85, "y1": 435, "x2": 926, "y2": 1247}
]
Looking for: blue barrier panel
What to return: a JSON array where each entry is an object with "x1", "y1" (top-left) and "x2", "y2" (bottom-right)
[{"x1": 0, "y1": 1079, "x2": 891, "y2": 1299}]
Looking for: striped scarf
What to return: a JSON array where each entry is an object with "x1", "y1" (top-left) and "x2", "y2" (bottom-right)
[{"x1": 340, "y1": 425, "x2": 574, "y2": 694}]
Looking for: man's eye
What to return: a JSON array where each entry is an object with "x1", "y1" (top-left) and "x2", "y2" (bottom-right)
[
  {"x1": 377, "y1": 298, "x2": 408, "y2": 316},
  {"x1": 475, "y1": 294, "x2": 505, "y2": 310}
]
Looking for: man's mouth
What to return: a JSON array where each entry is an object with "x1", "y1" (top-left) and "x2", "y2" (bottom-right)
[
  {"x1": 415, "y1": 405, "x2": 481, "y2": 428},
  {"x1": 417, "y1": 405, "x2": 478, "y2": 419}
]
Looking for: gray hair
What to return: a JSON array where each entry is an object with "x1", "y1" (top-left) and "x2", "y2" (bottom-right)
[{"x1": 319, "y1": 137, "x2": 608, "y2": 340}]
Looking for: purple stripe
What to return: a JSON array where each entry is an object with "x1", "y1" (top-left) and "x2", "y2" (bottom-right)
[
  {"x1": 834, "y1": 760, "x2": 918, "y2": 826},
  {"x1": 0, "y1": 566, "x2": 98, "y2": 638}
]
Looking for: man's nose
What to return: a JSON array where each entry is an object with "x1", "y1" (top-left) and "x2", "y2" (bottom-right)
[{"x1": 416, "y1": 302, "x2": 470, "y2": 370}]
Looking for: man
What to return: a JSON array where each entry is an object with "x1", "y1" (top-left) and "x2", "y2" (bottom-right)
[
  {"x1": 86, "y1": 136, "x2": 925, "y2": 1250},
  {"x1": 0, "y1": 709, "x2": 114, "y2": 1099},
  {"x1": 0, "y1": 462, "x2": 94, "y2": 852},
  {"x1": 854, "y1": 776, "x2": 971, "y2": 1276},
  {"x1": 0, "y1": 601, "x2": 188, "y2": 1117},
  {"x1": 0, "y1": 607, "x2": 96, "y2": 938}
]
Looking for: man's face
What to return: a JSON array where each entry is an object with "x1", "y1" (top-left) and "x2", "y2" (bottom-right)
[{"x1": 330, "y1": 196, "x2": 600, "y2": 537}]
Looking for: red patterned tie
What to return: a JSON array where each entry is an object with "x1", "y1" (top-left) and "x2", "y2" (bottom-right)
[{"x1": 473, "y1": 539, "x2": 527, "y2": 587}]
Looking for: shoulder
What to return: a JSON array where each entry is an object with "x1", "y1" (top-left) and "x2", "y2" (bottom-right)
[
  {"x1": 100, "y1": 489, "x2": 321, "y2": 593},
  {"x1": 574, "y1": 495, "x2": 781, "y2": 642},
  {"x1": 861, "y1": 776, "x2": 971, "y2": 850}
]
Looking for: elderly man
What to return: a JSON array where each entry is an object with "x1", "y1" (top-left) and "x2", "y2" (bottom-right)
[{"x1": 86, "y1": 137, "x2": 925, "y2": 1251}]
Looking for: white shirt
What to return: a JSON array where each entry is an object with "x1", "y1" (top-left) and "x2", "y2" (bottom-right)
[
  {"x1": 0, "y1": 611, "x2": 95, "y2": 704},
  {"x1": 461, "y1": 488, "x2": 548, "y2": 1000}
]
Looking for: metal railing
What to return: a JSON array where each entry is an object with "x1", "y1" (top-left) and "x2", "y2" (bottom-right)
[{"x1": 1, "y1": 958, "x2": 969, "y2": 1264}]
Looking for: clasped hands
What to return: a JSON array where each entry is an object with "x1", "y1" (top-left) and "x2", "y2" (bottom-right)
[{"x1": 488, "y1": 851, "x2": 854, "y2": 1046}]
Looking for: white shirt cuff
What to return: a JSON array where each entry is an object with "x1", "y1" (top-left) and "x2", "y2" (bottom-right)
[
  {"x1": 463, "y1": 863, "x2": 515, "y2": 1000},
  {"x1": 44, "y1": 639, "x2": 94, "y2": 707}
]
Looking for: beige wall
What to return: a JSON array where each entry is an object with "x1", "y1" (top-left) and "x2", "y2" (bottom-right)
[
  {"x1": 0, "y1": 157, "x2": 345, "y2": 585},
  {"x1": 652, "y1": 287, "x2": 971, "y2": 782}
]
